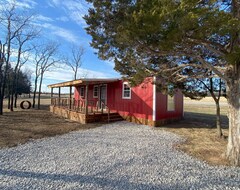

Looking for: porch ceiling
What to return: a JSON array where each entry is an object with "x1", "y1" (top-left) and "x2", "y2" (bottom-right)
[{"x1": 47, "y1": 78, "x2": 120, "y2": 88}]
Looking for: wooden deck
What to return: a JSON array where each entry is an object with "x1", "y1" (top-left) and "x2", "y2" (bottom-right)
[{"x1": 50, "y1": 98, "x2": 123, "y2": 124}]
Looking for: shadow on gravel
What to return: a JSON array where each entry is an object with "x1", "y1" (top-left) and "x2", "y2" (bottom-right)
[{"x1": 0, "y1": 168, "x2": 182, "y2": 189}]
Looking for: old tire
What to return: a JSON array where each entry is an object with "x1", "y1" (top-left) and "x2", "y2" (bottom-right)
[{"x1": 20, "y1": 101, "x2": 31, "y2": 109}]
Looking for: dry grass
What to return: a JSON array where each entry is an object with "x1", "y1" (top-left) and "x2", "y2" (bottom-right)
[
  {"x1": 0, "y1": 97, "x2": 100, "y2": 148},
  {"x1": 162, "y1": 97, "x2": 230, "y2": 166}
]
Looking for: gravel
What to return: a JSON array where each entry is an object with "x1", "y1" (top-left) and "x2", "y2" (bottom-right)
[{"x1": 0, "y1": 121, "x2": 239, "y2": 190}]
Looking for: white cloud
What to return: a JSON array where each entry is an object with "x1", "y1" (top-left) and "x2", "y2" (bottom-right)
[
  {"x1": 39, "y1": 23, "x2": 80, "y2": 43},
  {"x1": 48, "y1": 0, "x2": 90, "y2": 27},
  {"x1": 4, "y1": 0, "x2": 37, "y2": 9},
  {"x1": 35, "y1": 14, "x2": 54, "y2": 22},
  {"x1": 47, "y1": 0, "x2": 61, "y2": 7},
  {"x1": 44, "y1": 66, "x2": 111, "y2": 82},
  {"x1": 56, "y1": 16, "x2": 69, "y2": 22}
]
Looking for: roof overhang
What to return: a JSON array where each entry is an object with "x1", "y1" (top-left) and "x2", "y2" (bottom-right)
[{"x1": 47, "y1": 78, "x2": 121, "y2": 88}]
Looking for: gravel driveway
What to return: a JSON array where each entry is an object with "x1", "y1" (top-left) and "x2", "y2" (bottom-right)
[{"x1": 0, "y1": 121, "x2": 239, "y2": 190}]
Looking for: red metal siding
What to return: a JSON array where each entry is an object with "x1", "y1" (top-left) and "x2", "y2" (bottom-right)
[
  {"x1": 74, "y1": 79, "x2": 153, "y2": 120},
  {"x1": 73, "y1": 78, "x2": 183, "y2": 122},
  {"x1": 74, "y1": 85, "x2": 98, "y2": 103},
  {"x1": 155, "y1": 90, "x2": 183, "y2": 120},
  {"x1": 107, "y1": 79, "x2": 153, "y2": 120}
]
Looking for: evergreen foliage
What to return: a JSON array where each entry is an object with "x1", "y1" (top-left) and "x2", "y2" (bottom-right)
[
  {"x1": 2, "y1": 65, "x2": 31, "y2": 97},
  {"x1": 84, "y1": 0, "x2": 240, "y2": 166}
]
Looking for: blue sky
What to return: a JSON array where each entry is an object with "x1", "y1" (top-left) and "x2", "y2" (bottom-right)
[{"x1": 1, "y1": 0, "x2": 120, "y2": 92}]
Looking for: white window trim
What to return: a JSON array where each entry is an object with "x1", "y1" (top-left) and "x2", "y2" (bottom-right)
[
  {"x1": 93, "y1": 85, "x2": 99, "y2": 98},
  {"x1": 122, "y1": 82, "x2": 131, "y2": 99},
  {"x1": 80, "y1": 87, "x2": 84, "y2": 97}
]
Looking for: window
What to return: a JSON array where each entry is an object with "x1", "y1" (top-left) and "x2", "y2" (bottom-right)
[
  {"x1": 167, "y1": 95, "x2": 175, "y2": 111},
  {"x1": 122, "y1": 82, "x2": 131, "y2": 99},
  {"x1": 93, "y1": 86, "x2": 98, "y2": 98},
  {"x1": 80, "y1": 87, "x2": 84, "y2": 97}
]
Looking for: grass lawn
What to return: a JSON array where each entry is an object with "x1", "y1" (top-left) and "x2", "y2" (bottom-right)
[
  {"x1": 162, "y1": 97, "x2": 229, "y2": 166},
  {"x1": 0, "y1": 96, "x2": 230, "y2": 166}
]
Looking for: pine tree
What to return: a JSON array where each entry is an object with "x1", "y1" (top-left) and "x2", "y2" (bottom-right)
[{"x1": 84, "y1": 0, "x2": 240, "y2": 166}]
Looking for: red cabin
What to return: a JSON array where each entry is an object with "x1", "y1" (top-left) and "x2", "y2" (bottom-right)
[{"x1": 48, "y1": 77, "x2": 183, "y2": 126}]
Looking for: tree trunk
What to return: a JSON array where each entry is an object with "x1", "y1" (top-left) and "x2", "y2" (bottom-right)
[
  {"x1": 10, "y1": 69, "x2": 18, "y2": 111},
  {"x1": 0, "y1": 98, "x2": 3, "y2": 115},
  {"x1": 0, "y1": 90, "x2": 4, "y2": 114},
  {"x1": 8, "y1": 94, "x2": 10, "y2": 109},
  {"x1": 10, "y1": 91, "x2": 14, "y2": 111},
  {"x1": 215, "y1": 100, "x2": 223, "y2": 138},
  {"x1": 74, "y1": 72, "x2": 77, "y2": 80},
  {"x1": 0, "y1": 83, "x2": 3, "y2": 115},
  {"x1": 37, "y1": 73, "x2": 43, "y2": 109},
  {"x1": 1, "y1": 31, "x2": 12, "y2": 114},
  {"x1": 0, "y1": 56, "x2": 3, "y2": 115},
  {"x1": 226, "y1": 82, "x2": 240, "y2": 166},
  {"x1": 32, "y1": 77, "x2": 38, "y2": 108},
  {"x1": 11, "y1": 70, "x2": 19, "y2": 111},
  {"x1": 14, "y1": 93, "x2": 17, "y2": 108}
]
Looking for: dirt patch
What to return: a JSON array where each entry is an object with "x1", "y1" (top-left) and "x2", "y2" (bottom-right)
[{"x1": 0, "y1": 98, "x2": 101, "y2": 148}]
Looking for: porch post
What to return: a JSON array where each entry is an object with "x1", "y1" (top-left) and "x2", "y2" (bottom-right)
[
  {"x1": 98, "y1": 84, "x2": 100, "y2": 111},
  {"x1": 69, "y1": 86, "x2": 72, "y2": 109},
  {"x1": 58, "y1": 87, "x2": 61, "y2": 106},
  {"x1": 50, "y1": 88, "x2": 53, "y2": 98},
  {"x1": 85, "y1": 84, "x2": 89, "y2": 115},
  {"x1": 50, "y1": 88, "x2": 53, "y2": 105}
]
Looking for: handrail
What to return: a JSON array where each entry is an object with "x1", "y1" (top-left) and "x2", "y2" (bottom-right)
[
  {"x1": 99, "y1": 100, "x2": 110, "y2": 123},
  {"x1": 51, "y1": 98, "x2": 107, "y2": 114},
  {"x1": 51, "y1": 97, "x2": 111, "y2": 122}
]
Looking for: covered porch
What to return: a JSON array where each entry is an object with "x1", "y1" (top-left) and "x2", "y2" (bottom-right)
[{"x1": 48, "y1": 78, "x2": 122, "y2": 124}]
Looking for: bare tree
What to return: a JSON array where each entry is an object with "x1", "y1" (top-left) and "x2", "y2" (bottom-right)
[
  {"x1": 0, "y1": 2, "x2": 36, "y2": 114},
  {"x1": 65, "y1": 44, "x2": 84, "y2": 80},
  {"x1": 32, "y1": 42, "x2": 60, "y2": 109},
  {"x1": 182, "y1": 76, "x2": 225, "y2": 138},
  {"x1": 9, "y1": 29, "x2": 38, "y2": 111}
]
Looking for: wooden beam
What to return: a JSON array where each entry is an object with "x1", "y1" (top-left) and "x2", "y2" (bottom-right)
[
  {"x1": 47, "y1": 79, "x2": 120, "y2": 88},
  {"x1": 48, "y1": 79, "x2": 83, "y2": 88},
  {"x1": 85, "y1": 84, "x2": 89, "y2": 115}
]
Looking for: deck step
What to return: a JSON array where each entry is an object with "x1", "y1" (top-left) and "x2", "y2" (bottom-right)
[
  {"x1": 103, "y1": 113, "x2": 123, "y2": 123},
  {"x1": 109, "y1": 117, "x2": 123, "y2": 122}
]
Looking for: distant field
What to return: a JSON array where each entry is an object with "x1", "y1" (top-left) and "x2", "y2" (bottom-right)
[{"x1": 184, "y1": 97, "x2": 228, "y2": 115}]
